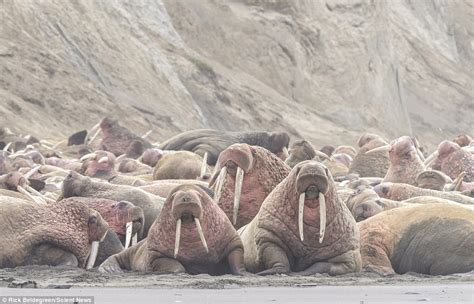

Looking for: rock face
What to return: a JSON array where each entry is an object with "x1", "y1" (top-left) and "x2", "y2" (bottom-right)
[{"x1": 1, "y1": 0, "x2": 472, "y2": 149}]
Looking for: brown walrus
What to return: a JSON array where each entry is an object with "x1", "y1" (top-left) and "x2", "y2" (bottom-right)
[
  {"x1": 359, "y1": 203, "x2": 474, "y2": 275},
  {"x1": 374, "y1": 182, "x2": 474, "y2": 205},
  {"x1": 210, "y1": 143, "x2": 290, "y2": 228},
  {"x1": 239, "y1": 160, "x2": 361, "y2": 275},
  {"x1": 98, "y1": 184, "x2": 250, "y2": 275},
  {"x1": 158, "y1": 129, "x2": 290, "y2": 165},
  {"x1": 349, "y1": 133, "x2": 390, "y2": 178},
  {"x1": 366, "y1": 136, "x2": 425, "y2": 185},
  {"x1": 0, "y1": 199, "x2": 108, "y2": 269}
]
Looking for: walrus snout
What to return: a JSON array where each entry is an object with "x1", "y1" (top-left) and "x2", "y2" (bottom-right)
[
  {"x1": 353, "y1": 201, "x2": 383, "y2": 222},
  {"x1": 296, "y1": 162, "x2": 329, "y2": 196},
  {"x1": 172, "y1": 190, "x2": 203, "y2": 222},
  {"x1": 218, "y1": 144, "x2": 253, "y2": 175}
]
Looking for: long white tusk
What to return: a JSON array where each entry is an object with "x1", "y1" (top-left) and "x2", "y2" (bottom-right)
[
  {"x1": 116, "y1": 154, "x2": 126, "y2": 162},
  {"x1": 124, "y1": 222, "x2": 133, "y2": 249},
  {"x1": 282, "y1": 147, "x2": 289, "y2": 158},
  {"x1": 298, "y1": 193, "x2": 305, "y2": 242},
  {"x1": 131, "y1": 234, "x2": 138, "y2": 246},
  {"x1": 3, "y1": 142, "x2": 12, "y2": 152},
  {"x1": 24, "y1": 165, "x2": 41, "y2": 180},
  {"x1": 52, "y1": 140, "x2": 66, "y2": 150},
  {"x1": 80, "y1": 153, "x2": 97, "y2": 162},
  {"x1": 214, "y1": 167, "x2": 227, "y2": 203},
  {"x1": 365, "y1": 145, "x2": 390, "y2": 154},
  {"x1": 174, "y1": 219, "x2": 182, "y2": 258},
  {"x1": 17, "y1": 185, "x2": 45, "y2": 204},
  {"x1": 233, "y1": 167, "x2": 244, "y2": 225},
  {"x1": 319, "y1": 192, "x2": 326, "y2": 244},
  {"x1": 25, "y1": 186, "x2": 55, "y2": 203},
  {"x1": 97, "y1": 156, "x2": 109, "y2": 164},
  {"x1": 424, "y1": 151, "x2": 439, "y2": 167},
  {"x1": 416, "y1": 149, "x2": 425, "y2": 162},
  {"x1": 88, "y1": 127, "x2": 101, "y2": 145},
  {"x1": 194, "y1": 218, "x2": 209, "y2": 254},
  {"x1": 86, "y1": 241, "x2": 100, "y2": 269},
  {"x1": 142, "y1": 130, "x2": 152, "y2": 139},
  {"x1": 200, "y1": 152, "x2": 208, "y2": 178}
]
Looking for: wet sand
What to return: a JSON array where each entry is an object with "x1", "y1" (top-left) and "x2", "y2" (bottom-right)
[{"x1": 0, "y1": 266, "x2": 472, "y2": 303}]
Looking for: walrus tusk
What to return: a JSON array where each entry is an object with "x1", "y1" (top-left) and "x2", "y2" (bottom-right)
[
  {"x1": 319, "y1": 192, "x2": 326, "y2": 244},
  {"x1": 142, "y1": 130, "x2": 152, "y2": 139},
  {"x1": 214, "y1": 167, "x2": 227, "y2": 203},
  {"x1": 3, "y1": 142, "x2": 12, "y2": 152},
  {"x1": 174, "y1": 219, "x2": 182, "y2": 258},
  {"x1": 97, "y1": 156, "x2": 109, "y2": 164},
  {"x1": 298, "y1": 193, "x2": 305, "y2": 242},
  {"x1": 453, "y1": 172, "x2": 466, "y2": 191},
  {"x1": 282, "y1": 147, "x2": 289, "y2": 158},
  {"x1": 86, "y1": 241, "x2": 100, "y2": 269},
  {"x1": 24, "y1": 165, "x2": 41, "y2": 180},
  {"x1": 365, "y1": 145, "x2": 390, "y2": 154},
  {"x1": 416, "y1": 149, "x2": 425, "y2": 162},
  {"x1": 315, "y1": 151, "x2": 330, "y2": 161},
  {"x1": 115, "y1": 154, "x2": 126, "y2": 162},
  {"x1": 80, "y1": 153, "x2": 97, "y2": 162},
  {"x1": 25, "y1": 186, "x2": 55, "y2": 203},
  {"x1": 233, "y1": 166, "x2": 244, "y2": 225},
  {"x1": 124, "y1": 222, "x2": 133, "y2": 249},
  {"x1": 200, "y1": 152, "x2": 208, "y2": 178},
  {"x1": 194, "y1": 218, "x2": 209, "y2": 254},
  {"x1": 88, "y1": 127, "x2": 101, "y2": 145},
  {"x1": 85, "y1": 122, "x2": 100, "y2": 145},
  {"x1": 52, "y1": 140, "x2": 66, "y2": 150},
  {"x1": 17, "y1": 185, "x2": 45, "y2": 204},
  {"x1": 424, "y1": 151, "x2": 439, "y2": 167},
  {"x1": 131, "y1": 234, "x2": 138, "y2": 246}
]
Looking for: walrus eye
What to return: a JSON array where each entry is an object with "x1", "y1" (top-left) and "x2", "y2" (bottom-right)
[{"x1": 88, "y1": 216, "x2": 97, "y2": 226}]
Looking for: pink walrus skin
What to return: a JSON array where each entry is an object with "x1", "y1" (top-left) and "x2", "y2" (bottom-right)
[{"x1": 209, "y1": 143, "x2": 290, "y2": 229}]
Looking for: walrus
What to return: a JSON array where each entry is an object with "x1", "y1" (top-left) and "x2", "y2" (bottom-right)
[
  {"x1": 79, "y1": 150, "x2": 147, "y2": 186},
  {"x1": 99, "y1": 184, "x2": 249, "y2": 275},
  {"x1": 349, "y1": 133, "x2": 390, "y2": 178},
  {"x1": 209, "y1": 144, "x2": 290, "y2": 228},
  {"x1": 452, "y1": 134, "x2": 473, "y2": 147},
  {"x1": 366, "y1": 136, "x2": 425, "y2": 185},
  {"x1": 153, "y1": 151, "x2": 209, "y2": 180},
  {"x1": 334, "y1": 145, "x2": 357, "y2": 158},
  {"x1": 426, "y1": 140, "x2": 473, "y2": 182},
  {"x1": 158, "y1": 129, "x2": 290, "y2": 165},
  {"x1": 239, "y1": 160, "x2": 361, "y2": 275},
  {"x1": 61, "y1": 171, "x2": 164, "y2": 237},
  {"x1": 285, "y1": 140, "x2": 329, "y2": 168},
  {"x1": 374, "y1": 182, "x2": 474, "y2": 205},
  {"x1": 0, "y1": 199, "x2": 108, "y2": 269},
  {"x1": 415, "y1": 170, "x2": 452, "y2": 191},
  {"x1": 59, "y1": 197, "x2": 144, "y2": 248},
  {"x1": 344, "y1": 186, "x2": 407, "y2": 222},
  {"x1": 359, "y1": 203, "x2": 474, "y2": 275},
  {"x1": 117, "y1": 158, "x2": 153, "y2": 175},
  {"x1": 99, "y1": 117, "x2": 152, "y2": 157}
]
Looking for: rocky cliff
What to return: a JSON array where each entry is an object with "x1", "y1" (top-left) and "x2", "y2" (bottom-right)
[{"x1": 1, "y1": 0, "x2": 472, "y2": 149}]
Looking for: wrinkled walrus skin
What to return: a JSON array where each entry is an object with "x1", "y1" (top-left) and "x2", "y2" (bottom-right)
[
  {"x1": 99, "y1": 184, "x2": 249, "y2": 275},
  {"x1": 158, "y1": 129, "x2": 290, "y2": 165},
  {"x1": 359, "y1": 203, "x2": 474, "y2": 275},
  {"x1": 239, "y1": 160, "x2": 361, "y2": 276}
]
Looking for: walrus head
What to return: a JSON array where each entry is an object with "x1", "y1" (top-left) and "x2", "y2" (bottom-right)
[
  {"x1": 294, "y1": 160, "x2": 335, "y2": 244},
  {"x1": 285, "y1": 140, "x2": 316, "y2": 168},
  {"x1": 452, "y1": 134, "x2": 473, "y2": 147},
  {"x1": 425, "y1": 140, "x2": 460, "y2": 169},
  {"x1": 212, "y1": 143, "x2": 254, "y2": 225},
  {"x1": 416, "y1": 170, "x2": 451, "y2": 191},
  {"x1": 86, "y1": 209, "x2": 109, "y2": 269},
  {"x1": 169, "y1": 186, "x2": 208, "y2": 258},
  {"x1": 80, "y1": 150, "x2": 116, "y2": 178},
  {"x1": 140, "y1": 148, "x2": 164, "y2": 167},
  {"x1": 346, "y1": 185, "x2": 383, "y2": 222},
  {"x1": 366, "y1": 136, "x2": 424, "y2": 164}
]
